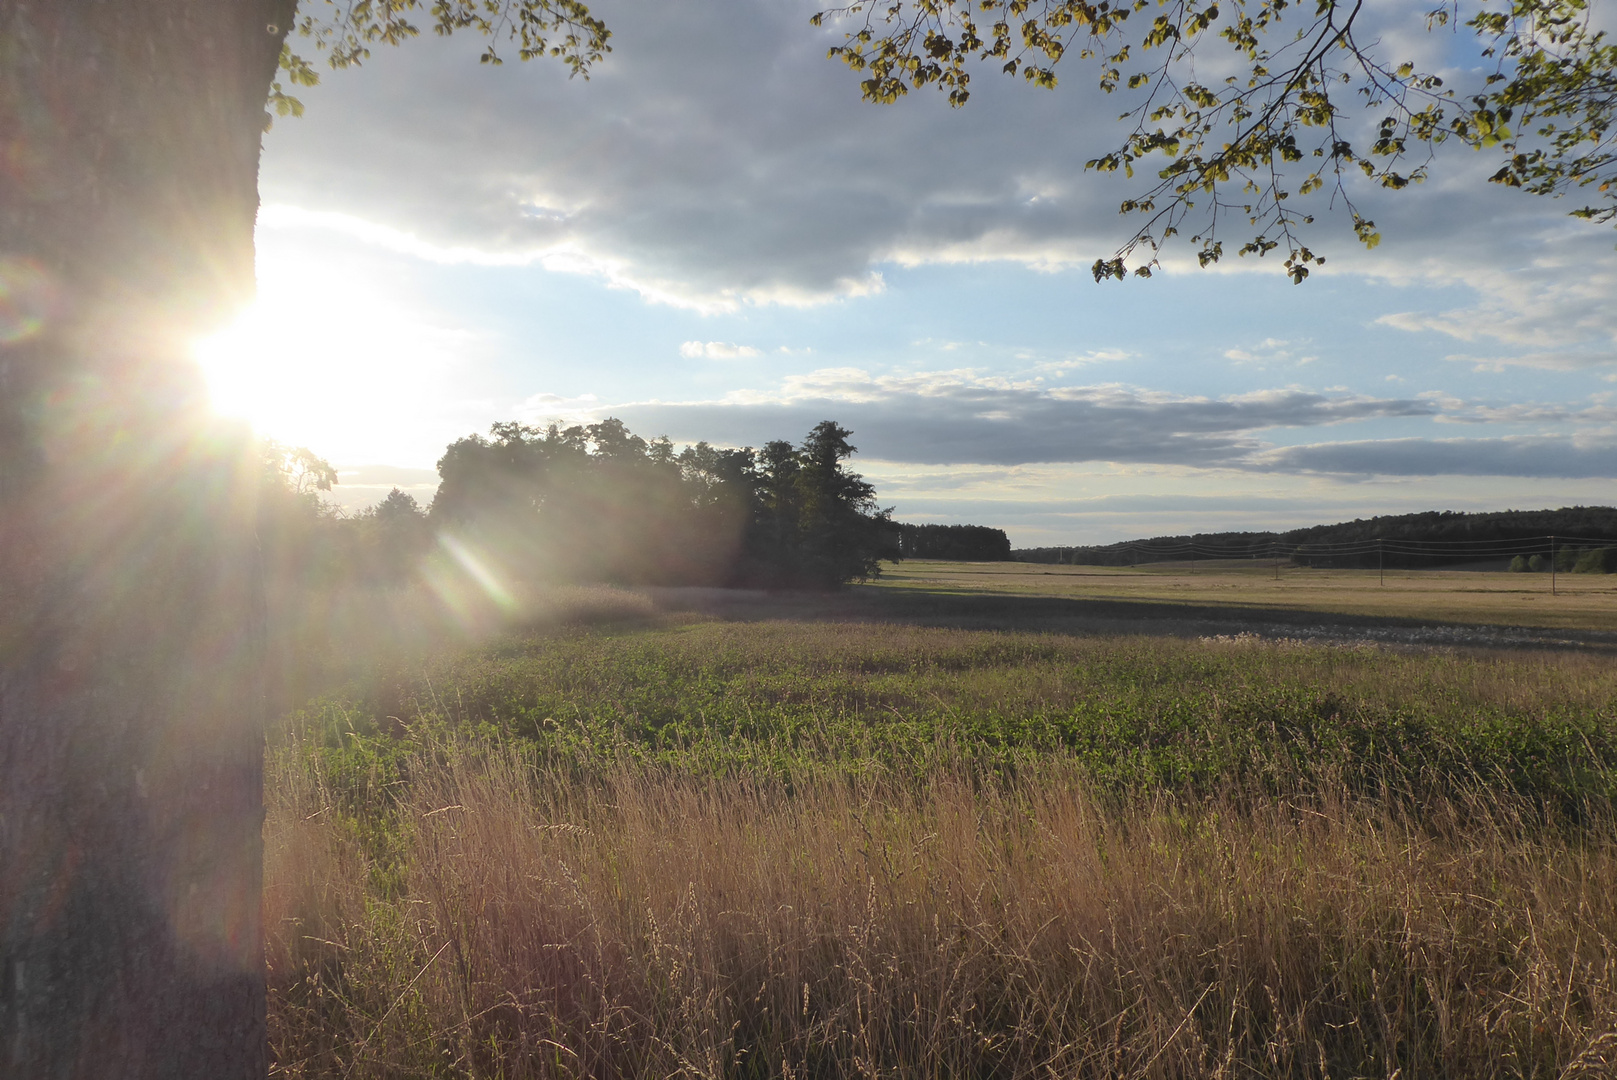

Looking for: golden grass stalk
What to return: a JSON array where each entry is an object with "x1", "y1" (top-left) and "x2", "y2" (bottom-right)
[{"x1": 267, "y1": 736, "x2": 1617, "y2": 1079}]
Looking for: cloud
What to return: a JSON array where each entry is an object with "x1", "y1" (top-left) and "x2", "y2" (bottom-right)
[
  {"x1": 680, "y1": 340, "x2": 762, "y2": 359},
  {"x1": 326, "y1": 464, "x2": 442, "y2": 513},
  {"x1": 1372, "y1": 241, "x2": 1617, "y2": 350},
  {"x1": 1222, "y1": 337, "x2": 1316, "y2": 368},
  {"x1": 514, "y1": 391, "x2": 601, "y2": 426},
  {"x1": 551, "y1": 366, "x2": 1617, "y2": 479},
  {"x1": 1256, "y1": 436, "x2": 1617, "y2": 478},
  {"x1": 601, "y1": 367, "x2": 1435, "y2": 466},
  {"x1": 1351, "y1": 174, "x2": 1617, "y2": 360},
  {"x1": 336, "y1": 464, "x2": 441, "y2": 486},
  {"x1": 1444, "y1": 349, "x2": 1617, "y2": 376},
  {"x1": 1411, "y1": 391, "x2": 1617, "y2": 426},
  {"x1": 256, "y1": 0, "x2": 1614, "y2": 311}
]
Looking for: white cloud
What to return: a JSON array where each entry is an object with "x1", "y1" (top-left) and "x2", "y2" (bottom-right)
[
  {"x1": 680, "y1": 340, "x2": 762, "y2": 359},
  {"x1": 1444, "y1": 349, "x2": 1617, "y2": 376},
  {"x1": 1223, "y1": 338, "x2": 1316, "y2": 368},
  {"x1": 514, "y1": 391, "x2": 601, "y2": 426}
]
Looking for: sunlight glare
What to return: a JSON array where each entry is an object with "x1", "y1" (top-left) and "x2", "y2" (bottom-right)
[{"x1": 193, "y1": 254, "x2": 471, "y2": 465}]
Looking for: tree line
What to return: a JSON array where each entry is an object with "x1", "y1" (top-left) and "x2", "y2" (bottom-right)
[
  {"x1": 263, "y1": 419, "x2": 902, "y2": 592},
  {"x1": 1511, "y1": 547, "x2": 1617, "y2": 575},
  {"x1": 1015, "y1": 507, "x2": 1617, "y2": 572},
  {"x1": 894, "y1": 523, "x2": 1011, "y2": 562}
]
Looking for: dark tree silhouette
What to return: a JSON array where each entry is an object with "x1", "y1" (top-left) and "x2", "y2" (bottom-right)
[
  {"x1": 896, "y1": 523, "x2": 1011, "y2": 561},
  {"x1": 424, "y1": 419, "x2": 892, "y2": 592},
  {"x1": 0, "y1": 5, "x2": 607, "y2": 1074},
  {"x1": 788, "y1": 421, "x2": 893, "y2": 589}
]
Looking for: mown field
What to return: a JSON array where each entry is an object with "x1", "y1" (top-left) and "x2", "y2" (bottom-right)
[
  {"x1": 879, "y1": 560, "x2": 1617, "y2": 632},
  {"x1": 266, "y1": 577, "x2": 1617, "y2": 1078}
]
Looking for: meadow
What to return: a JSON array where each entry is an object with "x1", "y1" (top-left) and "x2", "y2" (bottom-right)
[
  {"x1": 265, "y1": 570, "x2": 1617, "y2": 1078},
  {"x1": 878, "y1": 560, "x2": 1617, "y2": 633}
]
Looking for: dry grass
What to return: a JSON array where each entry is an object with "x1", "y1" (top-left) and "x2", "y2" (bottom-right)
[
  {"x1": 265, "y1": 607, "x2": 1617, "y2": 1078},
  {"x1": 877, "y1": 560, "x2": 1617, "y2": 632},
  {"x1": 267, "y1": 738, "x2": 1617, "y2": 1078}
]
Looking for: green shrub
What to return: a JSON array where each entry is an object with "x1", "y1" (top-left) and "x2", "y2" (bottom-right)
[
  {"x1": 1575, "y1": 547, "x2": 1617, "y2": 574},
  {"x1": 1510, "y1": 555, "x2": 1529, "y2": 572}
]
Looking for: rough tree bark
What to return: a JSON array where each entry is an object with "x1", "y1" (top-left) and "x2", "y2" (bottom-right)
[{"x1": 1, "y1": 1, "x2": 294, "y2": 1075}]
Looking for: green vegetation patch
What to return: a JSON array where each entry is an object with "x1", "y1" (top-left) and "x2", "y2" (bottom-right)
[{"x1": 287, "y1": 620, "x2": 1617, "y2": 811}]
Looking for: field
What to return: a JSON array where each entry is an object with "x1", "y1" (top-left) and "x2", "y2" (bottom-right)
[
  {"x1": 877, "y1": 560, "x2": 1617, "y2": 634},
  {"x1": 265, "y1": 567, "x2": 1617, "y2": 1078}
]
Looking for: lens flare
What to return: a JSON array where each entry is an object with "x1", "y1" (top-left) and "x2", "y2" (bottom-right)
[
  {"x1": 438, "y1": 534, "x2": 517, "y2": 610},
  {"x1": 0, "y1": 256, "x2": 55, "y2": 343},
  {"x1": 423, "y1": 534, "x2": 521, "y2": 631}
]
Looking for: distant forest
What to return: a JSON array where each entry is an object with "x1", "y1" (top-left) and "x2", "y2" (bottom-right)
[
  {"x1": 1016, "y1": 507, "x2": 1617, "y2": 571},
  {"x1": 894, "y1": 523, "x2": 1011, "y2": 562},
  {"x1": 261, "y1": 418, "x2": 900, "y2": 592}
]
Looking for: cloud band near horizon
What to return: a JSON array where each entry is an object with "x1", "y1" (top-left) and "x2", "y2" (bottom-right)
[{"x1": 521, "y1": 369, "x2": 1616, "y2": 480}]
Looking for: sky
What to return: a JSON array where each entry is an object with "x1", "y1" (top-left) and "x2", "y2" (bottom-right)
[{"x1": 198, "y1": 0, "x2": 1617, "y2": 545}]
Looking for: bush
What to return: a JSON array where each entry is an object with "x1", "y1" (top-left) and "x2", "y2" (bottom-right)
[
  {"x1": 1574, "y1": 547, "x2": 1617, "y2": 574},
  {"x1": 1510, "y1": 555, "x2": 1529, "y2": 572},
  {"x1": 1529, "y1": 554, "x2": 1548, "y2": 572}
]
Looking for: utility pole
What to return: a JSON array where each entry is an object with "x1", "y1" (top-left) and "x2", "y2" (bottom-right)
[
  {"x1": 1378, "y1": 538, "x2": 1384, "y2": 587},
  {"x1": 1551, "y1": 535, "x2": 1557, "y2": 596}
]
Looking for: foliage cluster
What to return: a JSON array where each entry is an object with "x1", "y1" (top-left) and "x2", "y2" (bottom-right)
[
  {"x1": 269, "y1": 0, "x2": 612, "y2": 122},
  {"x1": 1511, "y1": 545, "x2": 1617, "y2": 572},
  {"x1": 257, "y1": 419, "x2": 897, "y2": 593},
  {"x1": 817, "y1": 0, "x2": 1617, "y2": 281},
  {"x1": 258, "y1": 442, "x2": 432, "y2": 590},
  {"x1": 1017, "y1": 505, "x2": 1617, "y2": 569},
  {"x1": 893, "y1": 522, "x2": 1012, "y2": 561},
  {"x1": 431, "y1": 418, "x2": 896, "y2": 589},
  {"x1": 1284, "y1": 505, "x2": 1617, "y2": 550}
]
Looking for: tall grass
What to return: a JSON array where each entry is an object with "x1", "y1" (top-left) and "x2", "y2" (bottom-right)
[
  {"x1": 267, "y1": 621, "x2": 1617, "y2": 1078},
  {"x1": 267, "y1": 742, "x2": 1617, "y2": 1078}
]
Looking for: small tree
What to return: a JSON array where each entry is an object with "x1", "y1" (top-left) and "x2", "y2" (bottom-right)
[
  {"x1": 353, "y1": 488, "x2": 432, "y2": 583},
  {"x1": 1574, "y1": 547, "x2": 1617, "y2": 573},
  {"x1": 787, "y1": 421, "x2": 894, "y2": 589}
]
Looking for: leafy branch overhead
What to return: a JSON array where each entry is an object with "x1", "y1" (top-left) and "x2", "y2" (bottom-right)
[
  {"x1": 814, "y1": 0, "x2": 1617, "y2": 282},
  {"x1": 269, "y1": 0, "x2": 612, "y2": 120}
]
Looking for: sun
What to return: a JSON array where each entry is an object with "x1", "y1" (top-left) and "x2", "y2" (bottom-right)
[{"x1": 192, "y1": 251, "x2": 470, "y2": 466}]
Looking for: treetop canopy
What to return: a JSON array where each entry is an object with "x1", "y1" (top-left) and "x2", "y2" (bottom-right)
[{"x1": 813, "y1": 0, "x2": 1616, "y2": 281}]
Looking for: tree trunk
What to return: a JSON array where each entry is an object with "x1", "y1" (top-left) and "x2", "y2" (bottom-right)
[{"x1": 0, "y1": 1, "x2": 293, "y2": 1075}]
